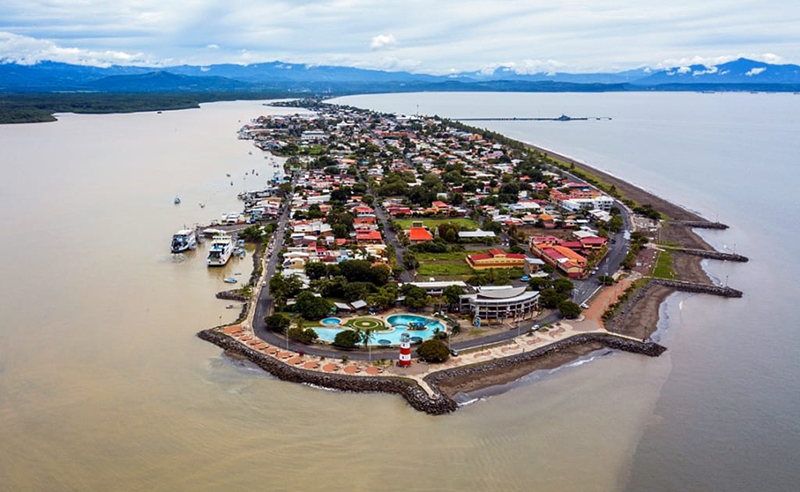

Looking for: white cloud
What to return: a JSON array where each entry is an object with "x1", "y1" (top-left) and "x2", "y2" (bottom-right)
[
  {"x1": 746, "y1": 67, "x2": 767, "y2": 76},
  {"x1": 0, "y1": 31, "x2": 154, "y2": 66},
  {"x1": 0, "y1": 2, "x2": 798, "y2": 73},
  {"x1": 370, "y1": 34, "x2": 397, "y2": 50},
  {"x1": 693, "y1": 66, "x2": 718, "y2": 76},
  {"x1": 677, "y1": 66, "x2": 691, "y2": 74},
  {"x1": 477, "y1": 59, "x2": 568, "y2": 76}
]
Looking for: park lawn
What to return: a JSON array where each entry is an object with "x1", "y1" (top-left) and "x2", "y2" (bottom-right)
[
  {"x1": 652, "y1": 250, "x2": 676, "y2": 279},
  {"x1": 416, "y1": 250, "x2": 488, "y2": 262},
  {"x1": 416, "y1": 250, "x2": 481, "y2": 278},
  {"x1": 395, "y1": 218, "x2": 479, "y2": 230},
  {"x1": 417, "y1": 262, "x2": 474, "y2": 277}
]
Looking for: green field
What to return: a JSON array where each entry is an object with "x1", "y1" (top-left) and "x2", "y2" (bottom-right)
[
  {"x1": 416, "y1": 250, "x2": 484, "y2": 278},
  {"x1": 652, "y1": 250, "x2": 676, "y2": 279},
  {"x1": 395, "y1": 218, "x2": 479, "y2": 230},
  {"x1": 416, "y1": 250, "x2": 488, "y2": 262}
]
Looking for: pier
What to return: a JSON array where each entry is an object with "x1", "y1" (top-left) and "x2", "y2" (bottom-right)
[
  {"x1": 671, "y1": 221, "x2": 729, "y2": 229},
  {"x1": 651, "y1": 279, "x2": 743, "y2": 298},
  {"x1": 454, "y1": 115, "x2": 611, "y2": 122},
  {"x1": 666, "y1": 247, "x2": 749, "y2": 262}
]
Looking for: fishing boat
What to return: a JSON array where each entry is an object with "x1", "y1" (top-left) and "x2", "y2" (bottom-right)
[
  {"x1": 207, "y1": 234, "x2": 234, "y2": 267},
  {"x1": 170, "y1": 229, "x2": 197, "y2": 253},
  {"x1": 174, "y1": 196, "x2": 181, "y2": 204},
  {"x1": 223, "y1": 277, "x2": 238, "y2": 284}
]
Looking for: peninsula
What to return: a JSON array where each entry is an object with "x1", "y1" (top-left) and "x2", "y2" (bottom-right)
[{"x1": 197, "y1": 98, "x2": 745, "y2": 414}]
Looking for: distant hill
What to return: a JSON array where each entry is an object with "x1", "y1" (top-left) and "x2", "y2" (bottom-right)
[
  {"x1": 87, "y1": 71, "x2": 255, "y2": 92},
  {"x1": 631, "y1": 58, "x2": 800, "y2": 85},
  {"x1": 1, "y1": 57, "x2": 799, "y2": 94}
]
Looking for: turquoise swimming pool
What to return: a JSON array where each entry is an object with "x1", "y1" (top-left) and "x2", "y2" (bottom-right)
[{"x1": 312, "y1": 314, "x2": 445, "y2": 346}]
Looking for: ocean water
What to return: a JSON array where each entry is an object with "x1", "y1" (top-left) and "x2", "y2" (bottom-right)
[
  {"x1": 0, "y1": 93, "x2": 797, "y2": 491},
  {"x1": 336, "y1": 91, "x2": 800, "y2": 491}
]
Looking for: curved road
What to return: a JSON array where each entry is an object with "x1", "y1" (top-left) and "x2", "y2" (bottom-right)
[{"x1": 250, "y1": 150, "x2": 633, "y2": 362}]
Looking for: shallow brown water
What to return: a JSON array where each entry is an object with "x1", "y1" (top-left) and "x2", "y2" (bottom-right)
[{"x1": 0, "y1": 100, "x2": 673, "y2": 491}]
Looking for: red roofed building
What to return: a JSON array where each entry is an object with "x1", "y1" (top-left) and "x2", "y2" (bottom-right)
[
  {"x1": 387, "y1": 206, "x2": 412, "y2": 217},
  {"x1": 354, "y1": 217, "x2": 378, "y2": 229},
  {"x1": 407, "y1": 222, "x2": 434, "y2": 243},
  {"x1": 579, "y1": 236, "x2": 608, "y2": 250},
  {"x1": 466, "y1": 249, "x2": 527, "y2": 270},
  {"x1": 356, "y1": 229, "x2": 383, "y2": 245}
]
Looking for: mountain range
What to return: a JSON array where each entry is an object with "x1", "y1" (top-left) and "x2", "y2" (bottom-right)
[{"x1": 1, "y1": 57, "x2": 799, "y2": 93}]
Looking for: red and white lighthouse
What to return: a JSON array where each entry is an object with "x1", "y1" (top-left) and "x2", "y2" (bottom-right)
[{"x1": 398, "y1": 333, "x2": 412, "y2": 367}]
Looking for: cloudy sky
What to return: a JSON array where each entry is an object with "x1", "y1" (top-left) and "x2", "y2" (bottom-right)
[{"x1": 0, "y1": 0, "x2": 798, "y2": 73}]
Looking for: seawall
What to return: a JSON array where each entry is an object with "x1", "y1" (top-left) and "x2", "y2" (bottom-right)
[
  {"x1": 198, "y1": 329, "x2": 665, "y2": 415},
  {"x1": 425, "y1": 333, "x2": 666, "y2": 391},
  {"x1": 651, "y1": 279, "x2": 743, "y2": 298},
  {"x1": 671, "y1": 221, "x2": 729, "y2": 229},
  {"x1": 197, "y1": 329, "x2": 459, "y2": 415},
  {"x1": 670, "y1": 247, "x2": 749, "y2": 262}
]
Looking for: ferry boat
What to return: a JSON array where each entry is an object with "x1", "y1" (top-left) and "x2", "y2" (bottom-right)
[
  {"x1": 207, "y1": 234, "x2": 234, "y2": 266},
  {"x1": 171, "y1": 229, "x2": 197, "y2": 253}
]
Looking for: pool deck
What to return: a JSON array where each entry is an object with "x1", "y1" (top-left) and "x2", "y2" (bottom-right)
[
  {"x1": 219, "y1": 271, "x2": 650, "y2": 399},
  {"x1": 217, "y1": 313, "x2": 644, "y2": 397}
]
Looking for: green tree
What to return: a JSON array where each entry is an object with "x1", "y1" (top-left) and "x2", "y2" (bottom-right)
[
  {"x1": 539, "y1": 289, "x2": 568, "y2": 309},
  {"x1": 343, "y1": 282, "x2": 373, "y2": 302},
  {"x1": 304, "y1": 262, "x2": 329, "y2": 280},
  {"x1": 264, "y1": 314, "x2": 290, "y2": 333},
  {"x1": 333, "y1": 329, "x2": 361, "y2": 349},
  {"x1": 558, "y1": 300, "x2": 582, "y2": 319},
  {"x1": 332, "y1": 223, "x2": 349, "y2": 239},
  {"x1": 400, "y1": 284, "x2": 429, "y2": 309},
  {"x1": 417, "y1": 339, "x2": 450, "y2": 363},
  {"x1": 338, "y1": 259, "x2": 374, "y2": 283},
  {"x1": 528, "y1": 277, "x2": 552, "y2": 290},
  {"x1": 403, "y1": 251, "x2": 420, "y2": 270},
  {"x1": 295, "y1": 291, "x2": 333, "y2": 320},
  {"x1": 288, "y1": 327, "x2": 319, "y2": 343},
  {"x1": 370, "y1": 264, "x2": 391, "y2": 285},
  {"x1": 443, "y1": 285, "x2": 464, "y2": 310},
  {"x1": 552, "y1": 278, "x2": 575, "y2": 295},
  {"x1": 269, "y1": 273, "x2": 303, "y2": 305}
]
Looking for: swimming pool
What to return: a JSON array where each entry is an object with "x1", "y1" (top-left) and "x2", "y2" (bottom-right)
[
  {"x1": 312, "y1": 315, "x2": 445, "y2": 346},
  {"x1": 320, "y1": 317, "x2": 342, "y2": 326}
]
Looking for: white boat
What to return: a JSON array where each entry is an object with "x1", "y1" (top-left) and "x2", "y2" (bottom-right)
[
  {"x1": 171, "y1": 229, "x2": 197, "y2": 253},
  {"x1": 207, "y1": 234, "x2": 234, "y2": 266}
]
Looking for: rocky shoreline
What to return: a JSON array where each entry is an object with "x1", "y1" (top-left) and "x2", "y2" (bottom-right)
[
  {"x1": 198, "y1": 328, "x2": 459, "y2": 414},
  {"x1": 198, "y1": 328, "x2": 665, "y2": 414}
]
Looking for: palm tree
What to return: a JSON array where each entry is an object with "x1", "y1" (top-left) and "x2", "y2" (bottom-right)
[{"x1": 358, "y1": 328, "x2": 375, "y2": 363}]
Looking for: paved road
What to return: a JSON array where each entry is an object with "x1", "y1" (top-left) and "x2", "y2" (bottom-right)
[
  {"x1": 245, "y1": 133, "x2": 634, "y2": 362},
  {"x1": 371, "y1": 195, "x2": 413, "y2": 283}
]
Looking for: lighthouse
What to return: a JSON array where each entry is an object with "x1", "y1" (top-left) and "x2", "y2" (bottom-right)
[{"x1": 398, "y1": 333, "x2": 412, "y2": 367}]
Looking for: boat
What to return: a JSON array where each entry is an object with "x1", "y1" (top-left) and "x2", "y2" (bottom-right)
[
  {"x1": 223, "y1": 277, "x2": 238, "y2": 284},
  {"x1": 171, "y1": 229, "x2": 197, "y2": 253},
  {"x1": 174, "y1": 197, "x2": 181, "y2": 204},
  {"x1": 207, "y1": 234, "x2": 234, "y2": 267}
]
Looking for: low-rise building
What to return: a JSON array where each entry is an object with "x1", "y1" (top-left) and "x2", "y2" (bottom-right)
[
  {"x1": 459, "y1": 286, "x2": 539, "y2": 320},
  {"x1": 408, "y1": 222, "x2": 434, "y2": 243},
  {"x1": 466, "y1": 249, "x2": 527, "y2": 270}
]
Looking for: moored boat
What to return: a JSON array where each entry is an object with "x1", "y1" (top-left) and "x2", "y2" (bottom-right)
[
  {"x1": 171, "y1": 229, "x2": 197, "y2": 253},
  {"x1": 207, "y1": 234, "x2": 234, "y2": 266}
]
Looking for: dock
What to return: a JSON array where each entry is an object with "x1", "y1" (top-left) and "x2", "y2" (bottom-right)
[{"x1": 454, "y1": 115, "x2": 611, "y2": 122}]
